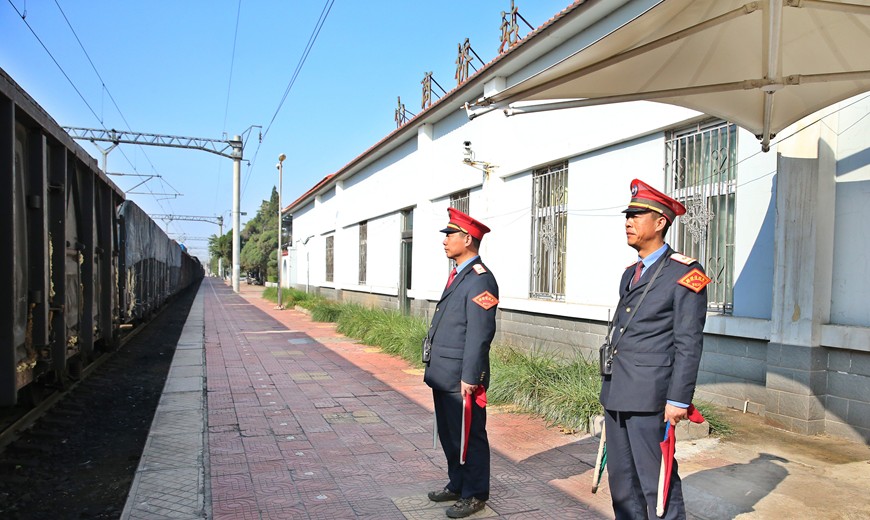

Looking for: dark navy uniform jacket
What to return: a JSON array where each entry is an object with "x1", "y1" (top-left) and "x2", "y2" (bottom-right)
[
  {"x1": 600, "y1": 246, "x2": 708, "y2": 412},
  {"x1": 424, "y1": 260, "x2": 499, "y2": 393}
]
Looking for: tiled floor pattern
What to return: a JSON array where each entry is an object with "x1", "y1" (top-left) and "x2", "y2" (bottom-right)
[{"x1": 203, "y1": 279, "x2": 611, "y2": 519}]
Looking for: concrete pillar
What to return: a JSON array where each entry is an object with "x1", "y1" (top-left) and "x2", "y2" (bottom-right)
[{"x1": 766, "y1": 115, "x2": 838, "y2": 435}]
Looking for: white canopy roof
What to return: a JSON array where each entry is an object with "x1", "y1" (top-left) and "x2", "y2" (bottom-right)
[{"x1": 475, "y1": 0, "x2": 870, "y2": 151}]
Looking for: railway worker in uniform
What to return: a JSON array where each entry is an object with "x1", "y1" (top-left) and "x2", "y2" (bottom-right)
[
  {"x1": 600, "y1": 179, "x2": 710, "y2": 519},
  {"x1": 424, "y1": 208, "x2": 499, "y2": 519}
]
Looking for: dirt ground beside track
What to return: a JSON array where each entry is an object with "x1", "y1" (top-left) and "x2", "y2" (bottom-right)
[{"x1": 0, "y1": 283, "x2": 198, "y2": 520}]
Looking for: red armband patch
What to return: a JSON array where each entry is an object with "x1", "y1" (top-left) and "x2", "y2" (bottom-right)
[
  {"x1": 678, "y1": 268, "x2": 711, "y2": 293},
  {"x1": 472, "y1": 291, "x2": 498, "y2": 310}
]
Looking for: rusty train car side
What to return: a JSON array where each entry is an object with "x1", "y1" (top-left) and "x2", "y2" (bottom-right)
[{"x1": 0, "y1": 67, "x2": 203, "y2": 406}]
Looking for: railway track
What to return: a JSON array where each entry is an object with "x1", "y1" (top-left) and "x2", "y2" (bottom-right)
[
  {"x1": 0, "y1": 283, "x2": 199, "y2": 519},
  {"x1": 0, "y1": 314, "x2": 149, "y2": 453}
]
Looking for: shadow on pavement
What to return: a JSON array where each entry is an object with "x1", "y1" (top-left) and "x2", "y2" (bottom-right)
[{"x1": 683, "y1": 452, "x2": 789, "y2": 519}]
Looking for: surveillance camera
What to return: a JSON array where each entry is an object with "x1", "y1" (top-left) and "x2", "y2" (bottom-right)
[{"x1": 463, "y1": 141, "x2": 471, "y2": 147}]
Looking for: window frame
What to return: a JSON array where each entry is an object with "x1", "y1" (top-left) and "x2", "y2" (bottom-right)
[
  {"x1": 358, "y1": 221, "x2": 367, "y2": 285},
  {"x1": 665, "y1": 119, "x2": 737, "y2": 313},
  {"x1": 325, "y1": 235, "x2": 334, "y2": 283},
  {"x1": 529, "y1": 161, "x2": 568, "y2": 301}
]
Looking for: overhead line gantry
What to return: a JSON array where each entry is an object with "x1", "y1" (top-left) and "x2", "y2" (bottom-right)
[{"x1": 63, "y1": 126, "x2": 254, "y2": 293}]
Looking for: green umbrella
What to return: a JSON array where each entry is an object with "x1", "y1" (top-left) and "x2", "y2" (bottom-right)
[{"x1": 592, "y1": 422, "x2": 607, "y2": 493}]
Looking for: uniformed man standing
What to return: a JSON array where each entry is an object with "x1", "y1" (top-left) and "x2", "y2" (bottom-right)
[
  {"x1": 600, "y1": 179, "x2": 710, "y2": 519},
  {"x1": 424, "y1": 208, "x2": 499, "y2": 519}
]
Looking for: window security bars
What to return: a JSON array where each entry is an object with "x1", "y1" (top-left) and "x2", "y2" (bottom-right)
[
  {"x1": 665, "y1": 120, "x2": 737, "y2": 313},
  {"x1": 530, "y1": 161, "x2": 568, "y2": 300},
  {"x1": 325, "y1": 235, "x2": 334, "y2": 283},
  {"x1": 359, "y1": 221, "x2": 367, "y2": 285},
  {"x1": 450, "y1": 190, "x2": 470, "y2": 215},
  {"x1": 448, "y1": 190, "x2": 470, "y2": 271}
]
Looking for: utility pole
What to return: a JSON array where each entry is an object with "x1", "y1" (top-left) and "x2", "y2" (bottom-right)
[
  {"x1": 231, "y1": 135, "x2": 242, "y2": 293},
  {"x1": 152, "y1": 213, "x2": 226, "y2": 277},
  {"x1": 276, "y1": 154, "x2": 286, "y2": 309},
  {"x1": 218, "y1": 215, "x2": 224, "y2": 279},
  {"x1": 63, "y1": 126, "x2": 255, "y2": 293}
]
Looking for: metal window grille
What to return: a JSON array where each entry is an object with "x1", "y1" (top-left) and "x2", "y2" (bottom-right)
[
  {"x1": 358, "y1": 221, "x2": 367, "y2": 285},
  {"x1": 401, "y1": 209, "x2": 413, "y2": 293},
  {"x1": 450, "y1": 190, "x2": 470, "y2": 214},
  {"x1": 325, "y1": 235, "x2": 334, "y2": 283},
  {"x1": 448, "y1": 190, "x2": 470, "y2": 271},
  {"x1": 665, "y1": 120, "x2": 737, "y2": 313},
  {"x1": 530, "y1": 161, "x2": 568, "y2": 300},
  {"x1": 402, "y1": 209, "x2": 413, "y2": 234}
]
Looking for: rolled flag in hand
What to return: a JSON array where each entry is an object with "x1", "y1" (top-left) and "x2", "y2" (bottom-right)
[
  {"x1": 460, "y1": 387, "x2": 486, "y2": 465},
  {"x1": 656, "y1": 404, "x2": 705, "y2": 517}
]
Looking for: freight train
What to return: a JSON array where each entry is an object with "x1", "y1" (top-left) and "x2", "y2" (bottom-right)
[{"x1": 0, "y1": 67, "x2": 203, "y2": 407}]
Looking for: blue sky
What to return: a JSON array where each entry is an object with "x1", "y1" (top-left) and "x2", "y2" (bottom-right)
[{"x1": 2, "y1": 0, "x2": 571, "y2": 258}]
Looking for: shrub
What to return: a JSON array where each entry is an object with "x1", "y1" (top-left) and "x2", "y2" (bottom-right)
[
  {"x1": 262, "y1": 287, "x2": 314, "y2": 306},
  {"x1": 259, "y1": 293, "x2": 731, "y2": 435},
  {"x1": 489, "y1": 346, "x2": 602, "y2": 431},
  {"x1": 336, "y1": 305, "x2": 427, "y2": 365},
  {"x1": 309, "y1": 299, "x2": 343, "y2": 322}
]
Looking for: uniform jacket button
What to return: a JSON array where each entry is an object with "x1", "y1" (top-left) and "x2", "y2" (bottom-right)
[{"x1": 625, "y1": 307, "x2": 631, "y2": 312}]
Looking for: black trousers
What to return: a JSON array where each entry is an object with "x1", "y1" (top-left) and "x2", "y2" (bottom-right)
[
  {"x1": 604, "y1": 409, "x2": 686, "y2": 520},
  {"x1": 432, "y1": 389, "x2": 490, "y2": 500}
]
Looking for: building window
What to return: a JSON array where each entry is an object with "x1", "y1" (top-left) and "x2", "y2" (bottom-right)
[
  {"x1": 400, "y1": 209, "x2": 413, "y2": 298},
  {"x1": 358, "y1": 221, "x2": 367, "y2": 285},
  {"x1": 325, "y1": 235, "x2": 334, "y2": 283},
  {"x1": 450, "y1": 189, "x2": 470, "y2": 214},
  {"x1": 402, "y1": 208, "x2": 413, "y2": 236},
  {"x1": 665, "y1": 120, "x2": 737, "y2": 313},
  {"x1": 530, "y1": 161, "x2": 568, "y2": 300},
  {"x1": 448, "y1": 190, "x2": 470, "y2": 271}
]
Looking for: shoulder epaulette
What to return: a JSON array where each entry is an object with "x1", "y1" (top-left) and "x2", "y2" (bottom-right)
[
  {"x1": 670, "y1": 253, "x2": 697, "y2": 265},
  {"x1": 472, "y1": 264, "x2": 487, "y2": 275}
]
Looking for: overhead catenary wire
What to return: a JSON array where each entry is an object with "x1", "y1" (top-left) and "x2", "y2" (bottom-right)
[
  {"x1": 52, "y1": 0, "x2": 169, "y2": 189},
  {"x1": 242, "y1": 0, "x2": 335, "y2": 199},
  {"x1": 261, "y1": 0, "x2": 335, "y2": 141},
  {"x1": 213, "y1": 0, "x2": 243, "y2": 216},
  {"x1": 8, "y1": 0, "x2": 179, "y2": 222}
]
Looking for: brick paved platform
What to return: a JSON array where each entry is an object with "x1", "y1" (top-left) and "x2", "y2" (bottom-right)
[
  {"x1": 125, "y1": 278, "x2": 870, "y2": 520},
  {"x1": 201, "y1": 279, "x2": 609, "y2": 520}
]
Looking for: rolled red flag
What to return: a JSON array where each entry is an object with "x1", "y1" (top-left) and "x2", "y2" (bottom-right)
[
  {"x1": 460, "y1": 388, "x2": 486, "y2": 465},
  {"x1": 656, "y1": 404, "x2": 705, "y2": 517}
]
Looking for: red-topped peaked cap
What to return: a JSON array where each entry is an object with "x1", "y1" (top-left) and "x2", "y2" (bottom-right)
[
  {"x1": 622, "y1": 179, "x2": 686, "y2": 223},
  {"x1": 440, "y1": 207, "x2": 491, "y2": 240}
]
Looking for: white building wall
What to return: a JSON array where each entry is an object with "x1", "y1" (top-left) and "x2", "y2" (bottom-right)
[
  {"x1": 338, "y1": 214, "x2": 402, "y2": 297},
  {"x1": 281, "y1": 5, "x2": 870, "y2": 443},
  {"x1": 731, "y1": 127, "x2": 778, "y2": 320},
  {"x1": 831, "y1": 97, "x2": 870, "y2": 327},
  {"x1": 564, "y1": 135, "x2": 663, "y2": 314}
]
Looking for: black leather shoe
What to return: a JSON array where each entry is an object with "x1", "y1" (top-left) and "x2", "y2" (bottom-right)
[
  {"x1": 428, "y1": 487, "x2": 460, "y2": 502},
  {"x1": 446, "y1": 497, "x2": 486, "y2": 518}
]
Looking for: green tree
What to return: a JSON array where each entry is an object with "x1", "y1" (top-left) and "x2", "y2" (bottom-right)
[
  {"x1": 208, "y1": 230, "x2": 232, "y2": 276},
  {"x1": 239, "y1": 187, "x2": 279, "y2": 280}
]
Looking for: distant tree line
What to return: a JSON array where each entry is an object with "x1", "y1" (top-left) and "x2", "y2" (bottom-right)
[{"x1": 209, "y1": 186, "x2": 285, "y2": 282}]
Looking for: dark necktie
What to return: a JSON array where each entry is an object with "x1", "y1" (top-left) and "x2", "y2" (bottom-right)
[
  {"x1": 446, "y1": 267, "x2": 457, "y2": 289},
  {"x1": 631, "y1": 261, "x2": 643, "y2": 288}
]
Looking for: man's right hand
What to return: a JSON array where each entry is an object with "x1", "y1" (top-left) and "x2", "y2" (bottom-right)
[{"x1": 460, "y1": 381, "x2": 479, "y2": 397}]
